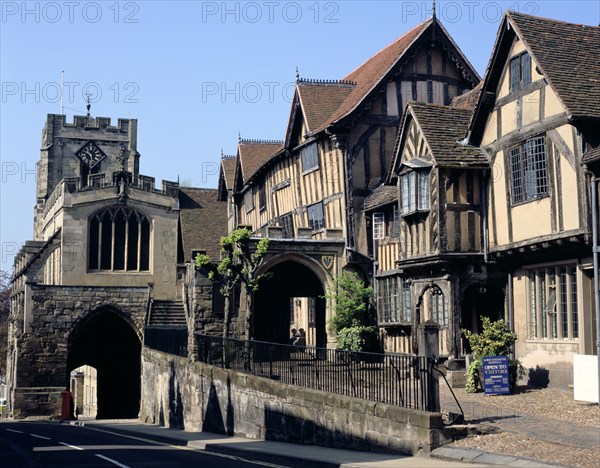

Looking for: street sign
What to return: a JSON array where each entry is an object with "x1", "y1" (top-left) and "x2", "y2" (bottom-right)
[{"x1": 482, "y1": 355, "x2": 510, "y2": 395}]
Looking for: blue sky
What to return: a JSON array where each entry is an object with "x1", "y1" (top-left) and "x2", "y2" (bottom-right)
[{"x1": 1, "y1": 0, "x2": 598, "y2": 271}]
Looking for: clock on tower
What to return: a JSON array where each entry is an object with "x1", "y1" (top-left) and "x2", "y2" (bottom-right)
[{"x1": 76, "y1": 141, "x2": 106, "y2": 168}]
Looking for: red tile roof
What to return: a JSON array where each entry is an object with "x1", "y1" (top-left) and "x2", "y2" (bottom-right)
[
  {"x1": 238, "y1": 140, "x2": 283, "y2": 184},
  {"x1": 321, "y1": 19, "x2": 432, "y2": 129},
  {"x1": 297, "y1": 81, "x2": 355, "y2": 133},
  {"x1": 220, "y1": 156, "x2": 236, "y2": 190}
]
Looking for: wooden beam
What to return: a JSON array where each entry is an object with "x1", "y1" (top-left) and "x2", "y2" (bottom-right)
[
  {"x1": 485, "y1": 113, "x2": 569, "y2": 155},
  {"x1": 494, "y1": 79, "x2": 545, "y2": 109}
]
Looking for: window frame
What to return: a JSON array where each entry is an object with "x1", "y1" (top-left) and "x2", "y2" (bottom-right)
[
  {"x1": 509, "y1": 51, "x2": 532, "y2": 94},
  {"x1": 307, "y1": 202, "x2": 325, "y2": 231},
  {"x1": 244, "y1": 189, "x2": 254, "y2": 213},
  {"x1": 88, "y1": 206, "x2": 151, "y2": 273},
  {"x1": 301, "y1": 143, "x2": 319, "y2": 173},
  {"x1": 372, "y1": 212, "x2": 385, "y2": 241},
  {"x1": 400, "y1": 169, "x2": 430, "y2": 216},
  {"x1": 509, "y1": 135, "x2": 548, "y2": 205},
  {"x1": 258, "y1": 184, "x2": 267, "y2": 212},
  {"x1": 526, "y1": 264, "x2": 579, "y2": 341},
  {"x1": 280, "y1": 212, "x2": 294, "y2": 238},
  {"x1": 429, "y1": 285, "x2": 447, "y2": 327}
]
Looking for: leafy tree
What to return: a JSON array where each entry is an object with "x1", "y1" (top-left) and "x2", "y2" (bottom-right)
[
  {"x1": 0, "y1": 270, "x2": 11, "y2": 377},
  {"x1": 463, "y1": 317, "x2": 524, "y2": 392},
  {"x1": 195, "y1": 228, "x2": 269, "y2": 340},
  {"x1": 326, "y1": 272, "x2": 376, "y2": 352}
]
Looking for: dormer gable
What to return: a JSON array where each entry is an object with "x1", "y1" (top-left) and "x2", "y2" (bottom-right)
[
  {"x1": 469, "y1": 11, "x2": 600, "y2": 146},
  {"x1": 391, "y1": 102, "x2": 487, "y2": 182},
  {"x1": 217, "y1": 154, "x2": 236, "y2": 201}
]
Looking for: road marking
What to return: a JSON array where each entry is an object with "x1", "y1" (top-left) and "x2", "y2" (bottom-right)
[
  {"x1": 30, "y1": 433, "x2": 51, "y2": 440},
  {"x1": 59, "y1": 441, "x2": 84, "y2": 450},
  {"x1": 95, "y1": 454, "x2": 130, "y2": 467},
  {"x1": 5, "y1": 428, "x2": 23, "y2": 433}
]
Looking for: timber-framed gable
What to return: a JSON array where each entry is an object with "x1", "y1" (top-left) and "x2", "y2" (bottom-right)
[{"x1": 466, "y1": 11, "x2": 600, "y2": 387}]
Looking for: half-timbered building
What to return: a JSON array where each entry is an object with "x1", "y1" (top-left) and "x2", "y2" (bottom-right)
[
  {"x1": 465, "y1": 12, "x2": 600, "y2": 387},
  {"x1": 364, "y1": 11, "x2": 599, "y2": 389},
  {"x1": 368, "y1": 95, "x2": 502, "y2": 359},
  {"x1": 218, "y1": 14, "x2": 480, "y2": 346}
]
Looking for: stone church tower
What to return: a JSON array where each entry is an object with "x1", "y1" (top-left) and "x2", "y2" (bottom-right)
[{"x1": 7, "y1": 114, "x2": 183, "y2": 418}]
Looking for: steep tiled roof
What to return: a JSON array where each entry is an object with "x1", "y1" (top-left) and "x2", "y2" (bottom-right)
[
  {"x1": 238, "y1": 140, "x2": 283, "y2": 183},
  {"x1": 507, "y1": 12, "x2": 600, "y2": 118},
  {"x1": 321, "y1": 19, "x2": 432, "y2": 129},
  {"x1": 582, "y1": 145, "x2": 600, "y2": 164},
  {"x1": 405, "y1": 102, "x2": 489, "y2": 168},
  {"x1": 297, "y1": 81, "x2": 355, "y2": 133},
  {"x1": 450, "y1": 82, "x2": 483, "y2": 111},
  {"x1": 178, "y1": 187, "x2": 227, "y2": 261},
  {"x1": 220, "y1": 156, "x2": 236, "y2": 189},
  {"x1": 363, "y1": 185, "x2": 398, "y2": 212}
]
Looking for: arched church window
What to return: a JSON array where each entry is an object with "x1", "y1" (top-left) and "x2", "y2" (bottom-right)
[
  {"x1": 429, "y1": 285, "x2": 447, "y2": 327},
  {"x1": 88, "y1": 207, "x2": 151, "y2": 271}
]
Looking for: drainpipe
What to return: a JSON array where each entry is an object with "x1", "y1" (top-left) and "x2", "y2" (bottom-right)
[
  {"x1": 481, "y1": 172, "x2": 489, "y2": 263},
  {"x1": 507, "y1": 272, "x2": 514, "y2": 332},
  {"x1": 591, "y1": 176, "x2": 600, "y2": 406},
  {"x1": 372, "y1": 212, "x2": 378, "y2": 304}
]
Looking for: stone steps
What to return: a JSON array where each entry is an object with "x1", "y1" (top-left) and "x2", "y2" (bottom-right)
[{"x1": 149, "y1": 300, "x2": 186, "y2": 327}]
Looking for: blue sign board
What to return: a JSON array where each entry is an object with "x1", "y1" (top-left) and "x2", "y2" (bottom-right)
[{"x1": 482, "y1": 355, "x2": 510, "y2": 395}]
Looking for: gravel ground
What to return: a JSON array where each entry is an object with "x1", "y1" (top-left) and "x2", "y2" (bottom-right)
[
  {"x1": 450, "y1": 431, "x2": 599, "y2": 468},
  {"x1": 440, "y1": 385, "x2": 600, "y2": 468},
  {"x1": 441, "y1": 385, "x2": 600, "y2": 427}
]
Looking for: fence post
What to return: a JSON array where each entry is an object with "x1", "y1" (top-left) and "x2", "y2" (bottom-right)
[{"x1": 418, "y1": 320, "x2": 440, "y2": 412}]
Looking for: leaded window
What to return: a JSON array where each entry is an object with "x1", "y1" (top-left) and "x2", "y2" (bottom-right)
[
  {"x1": 88, "y1": 207, "x2": 150, "y2": 271},
  {"x1": 402, "y1": 279, "x2": 411, "y2": 322},
  {"x1": 372, "y1": 212, "x2": 385, "y2": 240},
  {"x1": 280, "y1": 213, "x2": 294, "y2": 238},
  {"x1": 378, "y1": 276, "x2": 399, "y2": 323},
  {"x1": 392, "y1": 205, "x2": 400, "y2": 238},
  {"x1": 509, "y1": 52, "x2": 532, "y2": 93},
  {"x1": 307, "y1": 202, "x2": 324, "y2": 231},
  {"x1": 527, "y1": 265, "x2": 578, "y2": 340},
  {"x1": 258, "y1": 185, "x2": 266, "y2": 211},
  {"x1": 509, "y1": 135, "x2": 548, "y2": 204},
  {"x1": 301, "y1": 143, "x2": 319, "y2": 172},
  {"x1": 429, "y1": 285, "x2": 447, "y2": 327},
  {"x1": 244, "y1": 189, "x2": 254, "y2": 212},
  {"x1": 400, "y1": 170, "x2": 430, "y2": 214}
]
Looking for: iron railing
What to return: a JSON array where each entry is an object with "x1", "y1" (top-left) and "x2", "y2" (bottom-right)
[
  {"x1": 196, "y1": 334, "x2": 439, "y2": 412},
  {"x1": 144, "y1": 327, "x2": 188, "y2": 357}
]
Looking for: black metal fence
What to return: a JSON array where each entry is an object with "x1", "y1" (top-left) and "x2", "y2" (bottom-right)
[
  {"x1": 144, "y1": 326, "x2": 188, "y2": 357},
  {"x1": 196, "y1": 334, "x2": 439, "y2": 412}
]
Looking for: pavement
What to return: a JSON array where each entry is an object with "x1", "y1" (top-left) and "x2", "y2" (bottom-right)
[{"x1": 64, "y1": 418, "x2": 573, "y2": 468}]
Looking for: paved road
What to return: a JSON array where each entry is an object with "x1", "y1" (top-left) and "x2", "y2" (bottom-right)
[{"x1": 0, "y1": 421, "x2": 278, "y2": 467}]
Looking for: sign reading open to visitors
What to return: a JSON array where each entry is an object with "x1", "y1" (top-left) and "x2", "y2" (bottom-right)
[{"x1": 482, "y1": 355, "x2": 510, "y2": 395}]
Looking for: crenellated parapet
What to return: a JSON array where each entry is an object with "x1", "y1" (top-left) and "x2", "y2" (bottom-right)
[{"x1": 51, "y1": 114, "x2": 134, "y2": 133}]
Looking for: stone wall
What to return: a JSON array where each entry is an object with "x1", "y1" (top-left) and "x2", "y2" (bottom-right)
[
  {"x1": 141, "y1": 348, "x2": 449, "y2": 455},
  {"x1": 9, "y1": 283, "x2": 148, "y2": 419}
]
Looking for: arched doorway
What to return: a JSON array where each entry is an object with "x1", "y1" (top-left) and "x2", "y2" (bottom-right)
[
  {"x1": 461, "y1": 283, "x2": 504, "y2": 354},
  {"x1": 67, "y1": 308, "x2": 141, "y2": 419},
  {"x1": 254, "y1": 260, "x2": 326, "y2": 347}
]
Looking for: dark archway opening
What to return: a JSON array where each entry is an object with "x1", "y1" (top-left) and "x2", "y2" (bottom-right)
[
  {"x1": 67, "y1": 308, "x2": 141, "y2": 419},
  {"x1": 254, "y1": 261, "x2": 326, "y2": 347},
  {"x1": 461, "y1": 283, "x2": 504, "y2": 354}
]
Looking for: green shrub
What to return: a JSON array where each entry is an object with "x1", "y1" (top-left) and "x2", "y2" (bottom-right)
[
  {"x1": 463, "y1": 317, "x2": 524, "y2": 393},
  {"x1": 337, "y1": 325, "x2": 377, "y2": 352},
  {"x1": 325, "y1": 272, "x2": 375, "y2": 352}
]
